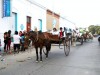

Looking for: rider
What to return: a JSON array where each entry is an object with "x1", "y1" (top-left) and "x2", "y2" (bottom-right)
[
  {"x1": 58, "y1": 27, "x2": 66, "y2": 40},
  {"x1": 51, "y1": 27, "x2": 58, "y2": 35},
  {"x1": 59, "y1": 27, "x2": 63, "y2": 38}
]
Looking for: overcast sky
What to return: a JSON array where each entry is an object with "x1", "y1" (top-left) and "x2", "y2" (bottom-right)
[{"x1": 34, "y1": 0, "x2": 100, "y2": 28}]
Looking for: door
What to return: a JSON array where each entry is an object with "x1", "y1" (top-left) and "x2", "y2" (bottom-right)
[
  {"x1": 12, "y1": 12, "x2": 17, "y2": 34},
  {"x1": 26, "y1": 16, "x2": 31, "y2": 32}
]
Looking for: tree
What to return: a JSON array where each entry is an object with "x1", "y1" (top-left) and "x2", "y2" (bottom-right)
[
  {"x1": 88, "y1": 25, "x2": 95, "y2": 34},
  {"x1": 88, "y1": 25, "x2": 100, "y2": 35}
]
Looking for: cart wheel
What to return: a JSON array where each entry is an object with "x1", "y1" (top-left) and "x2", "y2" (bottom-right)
[{"x1": 64, "y1": 40, "x2": 70, "y2": 56}]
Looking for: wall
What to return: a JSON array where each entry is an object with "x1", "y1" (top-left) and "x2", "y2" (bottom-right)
[
  {"x1": 12, "y1": 0, "x2": 46, "y2": 32},
  {"x1": 59, "y1": 17, "x2": 75, "y2": 30},
  {"x1": 46, "y1": 9, "x2": 59, "y2": 31},
  {"x1": 0, "y1": 0, "x2": 13, "y2": 50},
  {"x1": 0, "y1": 0, "x2": 47, "y2": 50}
]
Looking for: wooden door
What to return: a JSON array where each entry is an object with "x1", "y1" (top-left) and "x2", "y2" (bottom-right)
[{"x1": 26, "y1": 16, "x2": 31, "y2": 32}]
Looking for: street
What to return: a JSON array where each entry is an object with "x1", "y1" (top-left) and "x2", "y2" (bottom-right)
[{"x1": 0, "y1": 37, "x2": 100, "y2": 75}]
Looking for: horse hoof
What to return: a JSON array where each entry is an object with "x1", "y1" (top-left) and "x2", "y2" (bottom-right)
[
  {"x1": 46, "y1": 58, "x2": 48, "y2": 59},
  {"x1": 36, "y1": 61, "x2": 39, "y2": 63},
  {"x1": 40, "y1": 61, "x2": 43, "y2": 62}
]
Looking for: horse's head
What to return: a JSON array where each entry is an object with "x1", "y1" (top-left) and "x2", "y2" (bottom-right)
[
  {"x1": 72, "y1": 30, "x2": 76, "y2": 38},
  {"x1": 28, "y1": 31, "x2": 46, "y2": 45},
  {"x1": 23, "y1": 31, "x2": 36, "y2": 48},
  {"x1": 23, "y1": 33, "x2": 31, "y2": 49}
]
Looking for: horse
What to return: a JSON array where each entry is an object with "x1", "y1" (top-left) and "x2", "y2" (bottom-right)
[
  {"x1": 25, "y1": 31, "x2": 51, "y2": 62},
  {"x1": 71, "y1": 30, "x2": 84, "y2": 46},
  {"x1": 71, "y1": 30, "x2": 76, "y2": 46},
  {"x1": 88, "y1": 33, "x2": 93, "y2": 41},
  {"x1": 82, "y1": 32, "x2": 92, "y2": 42}
]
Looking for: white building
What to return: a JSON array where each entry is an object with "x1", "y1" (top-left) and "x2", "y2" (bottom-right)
[
  {"x1": 60, "y1": 16, "x2": 75, "y2": 30},
  {"x1": 0, "y1": 0, "x2": 47, "y2": 50},
  {"x1": 0, "y1": 0, "x2": 75, "y2": 51}
]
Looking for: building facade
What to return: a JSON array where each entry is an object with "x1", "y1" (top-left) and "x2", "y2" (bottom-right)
[
  {"x1": 0, "y1": 0, "x2": 47, "y2": 49},
  {"x1": 46, "y1": 9, "x2": 60, "y2": 31},
  {"x1": 0, "y1": 0, "x2": 75, "y2": 50}
]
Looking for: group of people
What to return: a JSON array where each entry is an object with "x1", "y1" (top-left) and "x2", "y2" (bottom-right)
[
  {"x1": 51, "y1": 27, "x2": 72, "y2": 39},
  {"x1": 3, "y1": 27, "x2": 73, "y2": 53},
  {"x1": 4, "y1": 30, "x2": 12, "y2": 53},
  {"x1": 4, "y1": 30, "x2": 26, "y2": 54}
]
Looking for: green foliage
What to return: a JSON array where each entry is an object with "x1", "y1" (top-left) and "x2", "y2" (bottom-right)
[
  {"x1": 79, "y1": 27, "x2": 87, "y2": 33},
  {"x1": 88, "y1": 25, "x2": 100, "y2": 35}
]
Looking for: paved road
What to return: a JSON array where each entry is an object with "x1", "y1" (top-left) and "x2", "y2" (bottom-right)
[{"x1": 0, "y1": 37, "x2": 100, "y2": 75}]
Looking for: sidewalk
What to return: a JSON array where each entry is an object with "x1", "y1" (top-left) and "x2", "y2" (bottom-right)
[
  {"x1": 0, "y1": 45, "x2": 58, "y2": 70},
  {"x1": 0, "y1": 47, "x2": 36, "y2": 70}
]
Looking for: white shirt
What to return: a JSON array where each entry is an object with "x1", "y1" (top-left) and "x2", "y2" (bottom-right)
[
  {"x1": 51, "y1": 30, "x2": 59, "y2": 35},
  {"x1": 13, "y1": 35, "x2": 21, "y2": 44}
]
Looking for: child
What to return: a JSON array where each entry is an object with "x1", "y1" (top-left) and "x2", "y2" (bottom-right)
[{"x1": 4, "y1": 32, "x2": 8, "y2": 52}]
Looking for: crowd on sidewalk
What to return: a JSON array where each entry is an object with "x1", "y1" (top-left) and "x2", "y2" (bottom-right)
[
  {"x1": 3, "y1": 30, "x2": 27, "y2": 54},
  {"x1": 2, "y1": 27, "x2": 73, "y2": 55}
]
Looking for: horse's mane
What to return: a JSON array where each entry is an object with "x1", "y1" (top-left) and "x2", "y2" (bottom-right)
[{"x1": 29, "y1": 30, "x2": 42, "y2": 34}]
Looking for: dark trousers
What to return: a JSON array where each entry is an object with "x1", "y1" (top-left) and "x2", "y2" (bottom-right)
[
  {"x1": 4, "y1": 40, "x2": 8, "y2": 51},
  {"x1": 7, "y1": 40, "x2": 11, "y2": 51},
  {"x1": 14, "y1": 44, "x2": 20, "y2": 52},
  {"x1": 21, "y1": 43, "x2": 25, "y2": 51}
]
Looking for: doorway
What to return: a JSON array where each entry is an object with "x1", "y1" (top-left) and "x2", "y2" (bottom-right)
[
  {"x1": 38, "y1": 19, "x2": 42, "y2": 31},
  {"x1": 12, "y1": 12, "x2": 17, "y2": 34},
  {"x1": 26, "y1": 16, "x2": 31, "y2": 32}
]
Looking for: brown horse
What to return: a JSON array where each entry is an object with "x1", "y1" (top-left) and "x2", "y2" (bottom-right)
[{"x1": 25, "y1": 31, "x2": 51, "y2": 62}]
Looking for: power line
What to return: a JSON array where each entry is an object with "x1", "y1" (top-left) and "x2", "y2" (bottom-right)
[
  {"x1": 60, "y1": 16, "x2": 76, "y2": 25},
  {"x1": 27, "y1": 0, "x2": 75, "y2": 25},
  {"x1": 27, "y1": 0, "x2": 47, "y2": 10}
]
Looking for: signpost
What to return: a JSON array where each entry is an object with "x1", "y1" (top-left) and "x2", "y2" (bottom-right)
[
  {"x1": 2, "y1": 0, "x2": 11, "y2": 17},
  {"x1": 20, "y1": 24, "x2": 24, "y2": 30}
]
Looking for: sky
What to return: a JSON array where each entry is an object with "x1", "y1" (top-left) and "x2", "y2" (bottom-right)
[{"x1": 33, "y1": 0, "x2": 100, "y2": 28}]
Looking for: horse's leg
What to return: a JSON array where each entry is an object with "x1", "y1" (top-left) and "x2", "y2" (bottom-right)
[
  {"x1": 72, "y1": 37, "x2": 76, "y2": 46},
  {"x1": 46, "y1": 46, "x2": 49, "y2": 58},
  {"x1": 46, "y1": 44, "x2": 51, "y2": 58},
  {"x1": 35, "y1": 47, "x2": 39, "y2": 62},
  {"x1": 74, "y1": 37, "x2": 76, "y2": 46},
  {"x1": 40, "y1": 47, "x2": 42, "y2": 62},
  {"x1": 71, "y1": 38, "x2": 73, "y2": 46},
  {"x1": 71, "y1": 37, "x2": 73, "y2": 45},
  {"x1": 84, "y1": 37, "x2": 86, "y2": 42}
]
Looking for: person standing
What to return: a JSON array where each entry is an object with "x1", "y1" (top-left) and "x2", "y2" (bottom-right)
[
  {"x1": 7, "y1": 30, "x2": 11, "y2": 53},
  {"x1": 13, "y1": 31, "x2": 21, "y2": 53},
  {"x1": 20, "y1": 33, "x2": 25, "y2": 51},
  {"x1": 19, "y1": 31, "x2": 22, "y2": 37},
  {"x1": 4, "y1": 32, "x2": 8, "y2": 52}
]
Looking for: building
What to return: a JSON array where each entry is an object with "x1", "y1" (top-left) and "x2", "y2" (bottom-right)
[
  {"x1": 0, "y1": 0, "x2": 47, "y2": 50},
  {"x1": 46, "y1": 9, "x2": 60, "y2": 31},
  {"x1": 0, "y1": 0, "x2": 75, "y2": 51}
]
